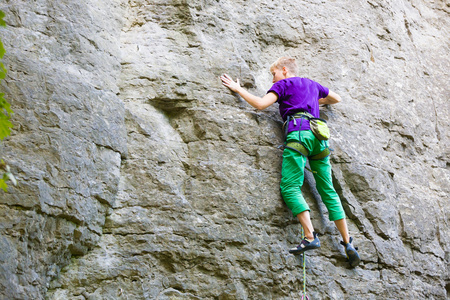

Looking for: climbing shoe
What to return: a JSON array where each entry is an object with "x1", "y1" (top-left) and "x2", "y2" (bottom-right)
[
  {"x1": 340, "y1": 237, "x2": 361, "y2": 267},
  {"x1": 289, "y1": 232, "x2": 320, "y2": 254}
]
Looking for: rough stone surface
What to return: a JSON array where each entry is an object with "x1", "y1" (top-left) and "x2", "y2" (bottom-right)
[
  {"x1": 0, "y1": 0, "x2": 127, "y2": 298},
  {"x1": 0, "y1": 0, "x2": 449, "y2": 299}
]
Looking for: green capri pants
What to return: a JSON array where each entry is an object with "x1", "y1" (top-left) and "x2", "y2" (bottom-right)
[{"x1": 280, "y1": 130, "x2": 345, "y2": 221}]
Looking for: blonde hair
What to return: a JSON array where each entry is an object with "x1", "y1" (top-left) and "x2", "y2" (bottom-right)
[{"x1": 270, "y1": 57, "x2": 298, "y2": 76}]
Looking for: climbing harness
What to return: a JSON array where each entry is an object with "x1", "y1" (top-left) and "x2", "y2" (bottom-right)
[
  {"x1": 283, "y1": 111, "x2": 330, "y2": 141},
  {"x1": 284, "y1": 141, "x2": 331, "y2": 161},
  {"x1": 300, "y1": 227, "x2": 309, "y2": 300},
  {"x1": 280, "y1": 111, "x2": 332, "y2": 173}
]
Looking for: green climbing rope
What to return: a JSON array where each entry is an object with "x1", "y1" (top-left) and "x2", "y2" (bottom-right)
[{"x1": 301, "y1": 227, "x2": 309, "y2": 300}]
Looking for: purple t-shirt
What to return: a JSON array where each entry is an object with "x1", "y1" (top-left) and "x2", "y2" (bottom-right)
[{"x1": 267, "y1": 77, "x2": 329, "y2": 132}]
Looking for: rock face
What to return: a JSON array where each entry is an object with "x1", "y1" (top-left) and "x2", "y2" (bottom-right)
[{"x1": 0, "y1": 0, "x2": 448, "y2": 299}]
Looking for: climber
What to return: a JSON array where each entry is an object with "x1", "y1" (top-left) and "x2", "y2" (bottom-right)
[{"x1": 220, "y1": 57, "x2": 360, "y2": 267}]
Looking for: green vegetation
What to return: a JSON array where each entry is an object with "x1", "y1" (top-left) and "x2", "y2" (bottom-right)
[
  {"x1": 0, "y1": 10, "x2": 16, "y2": 191},
  {"x1": 0, "y1": 11, "x2": 11, "y2": 140}
]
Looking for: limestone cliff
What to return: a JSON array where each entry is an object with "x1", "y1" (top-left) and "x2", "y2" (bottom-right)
[{"x1": 0, "y1": 0, "x2": 448, "y2": 299}]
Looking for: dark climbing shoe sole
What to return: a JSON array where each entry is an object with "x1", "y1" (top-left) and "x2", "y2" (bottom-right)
[
  {"x1": 289, "y1": 243, "x2": 320, "y2": 254},
  {"x1": 346, "y1": 247, "x2": 361, "y2": 267},
  {"x1": 289, "y1": 235, "x2": 321, "y2": 254}
]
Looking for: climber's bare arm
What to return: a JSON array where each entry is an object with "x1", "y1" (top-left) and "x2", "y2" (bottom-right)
[
  {"x1": 221, "y1": 74, "x2": 278, "y2": 110},
  {"x1": 319, "y1": 90, "x2": 342, "y2": 105}
]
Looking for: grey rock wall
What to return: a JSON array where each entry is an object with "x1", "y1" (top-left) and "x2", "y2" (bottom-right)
[
  {"x1": 0, "y1": 0, "x2": 449, "y2": 299},
  {"x1": 0, "y1": 0, "x2": 127, "y2": 298}
]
